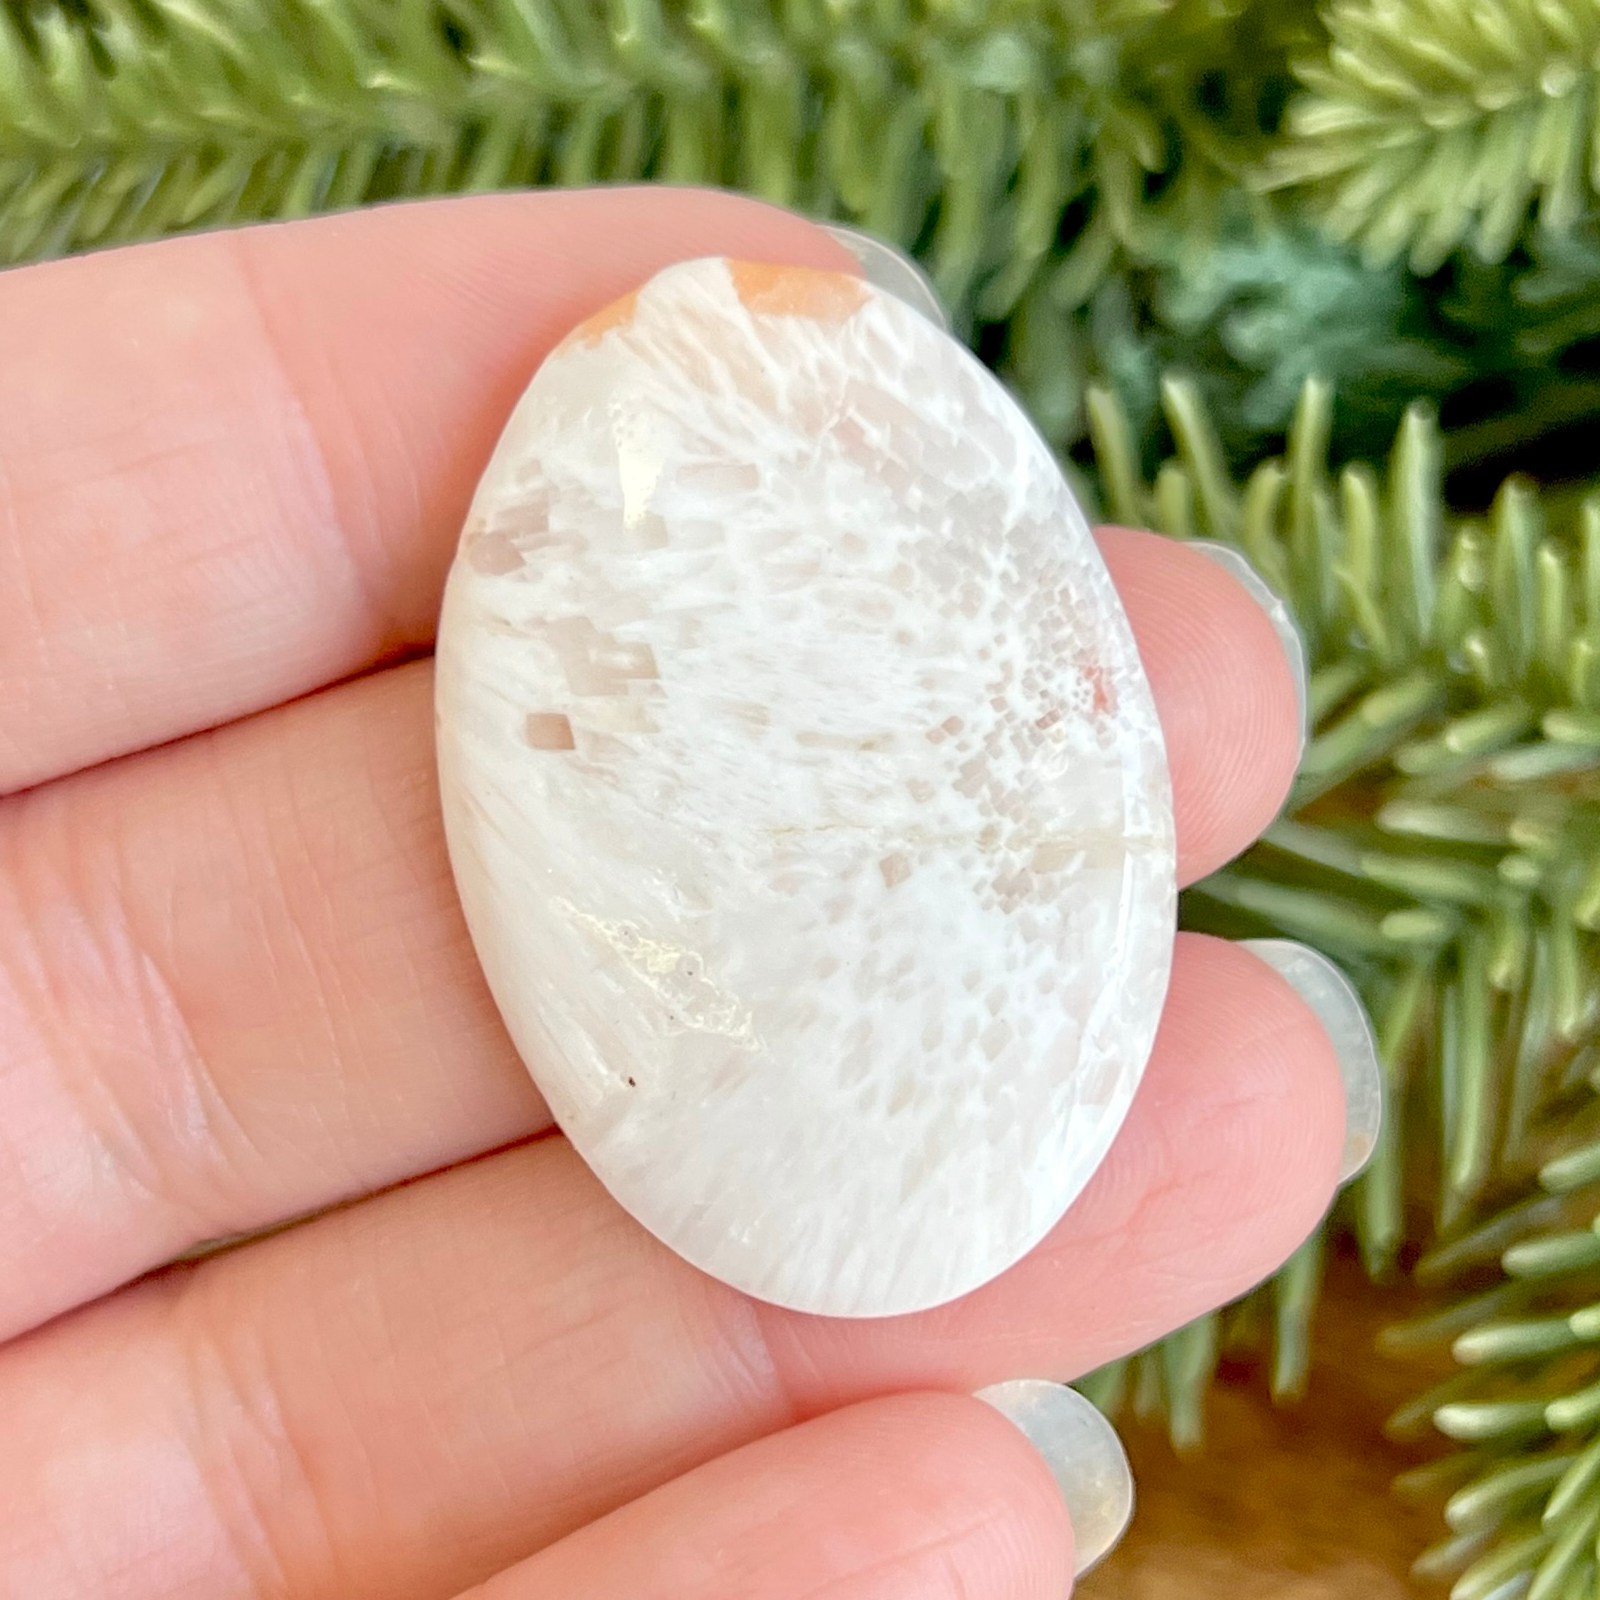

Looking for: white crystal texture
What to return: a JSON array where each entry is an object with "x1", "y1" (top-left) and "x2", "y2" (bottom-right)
[{"x1": 435, "y1": 258, "x2": 1176, "y2": 1317}]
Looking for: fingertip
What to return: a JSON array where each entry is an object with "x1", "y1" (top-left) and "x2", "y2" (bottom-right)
[
  {"x1": 1237, "y1": 936, "x2": 1377, "y2": 1185},
  {"x1": 886, "y1": 1392, "x2": 1079, "y2": 1591},
  {"x1": 1014, "y1": 933, "x2": 1342, "y2": 1342},
  {"x1": 489, "y1": 1390, "x2": 1077, "y2": 1600},
  {"x1": 1148, "y1": 934, "x2": 1346, "y2": 1240},
  {"x1": 1096, "y1": 528, "x2": 1303, "y2": 883},
  {"x1": 976, "y1": 1380, "x2": 1126, "y2": 1577}
]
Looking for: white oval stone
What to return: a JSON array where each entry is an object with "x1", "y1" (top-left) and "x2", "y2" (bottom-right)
[{"x1": 435, "y1": 258, "x2": 1176, "y2": 1318}]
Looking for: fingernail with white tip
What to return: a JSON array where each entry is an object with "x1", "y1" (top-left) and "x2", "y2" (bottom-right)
[
  {"x1": 1188, "y1": 541, "x2": 1308, "y2": 746},
  {"x1": 975, "y1": 1379, "x2": 1135, "y2": 1579},
  {"x1": 1241, "y1": 938, "x2": 1383, "y2": 1183},
  {"x1": 821, "y1": 223, "x2": 949, "y2": 330}
]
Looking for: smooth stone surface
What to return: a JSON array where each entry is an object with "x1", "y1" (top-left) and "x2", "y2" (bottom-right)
[
  {"x1": 976, "y1": 1380, "x2": 1135, "y2": 1576},
  {"x1": 435, "y1": 257, "x2": 1176, "y2": 1317}
]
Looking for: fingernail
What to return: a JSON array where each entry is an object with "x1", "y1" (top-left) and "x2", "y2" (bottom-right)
[
  {"x1": 975, "y1": 1379, "x2": 1135, "y2": 1578},
  {"x1": 1241, "y1": 938, "x2": 1383, "y2": 1183},
  {"x1": 1188, "y1": 541, "x2": 1308, "y2": 745},
  {"x1": 821, "y1": 223, "x2": 949, "y2": 330}
]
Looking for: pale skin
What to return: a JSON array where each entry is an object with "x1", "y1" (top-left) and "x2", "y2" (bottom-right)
[{"x1": 0, "y1": 188, "x2": 1343, "y2": 1598}]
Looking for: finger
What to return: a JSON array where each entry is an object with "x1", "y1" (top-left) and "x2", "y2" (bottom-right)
[
  {"x1": 0, "y1": 659, "x2": 540, "y2": 1342},
  {"x1": 0, "y1": 199, "x2": 1303, "y2": 824},
  {"x1": 459, "y1": 1394, "x2": 1071, "y2": 1600},
  {"x1": 0, "y1": 523, "x2": 1300, "y2": 1338},
  {"x1": 1098, "y1": 527, "x2": 1299, "y2": 881},
  {"x1": 0, "y1": 189, "x2": 855, "y2": 793},
  {"x1": 0, "y1": 935, "x2": 1341, "y2": 1600}
]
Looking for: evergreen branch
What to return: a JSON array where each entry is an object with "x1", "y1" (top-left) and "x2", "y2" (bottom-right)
[
  {"x1": 1022, "y1": 196, "x2": 1473, "y2": 470},
  {"x1": 1081, "y1": 378, "x2": 1600, "y2": 1486},
  {"x1": 0, "y1": 0, "x2": 1285, "y2": 312},
  {"x1": 20, "y1": 0, "x2": 1600, "y2": 491},
  {"x1": 1263, "y1": 0, "x2": 1600, "y2": 273},
  {"x1": 1397, "y1": 1160, "x2": 1600, "y2": 1600}
]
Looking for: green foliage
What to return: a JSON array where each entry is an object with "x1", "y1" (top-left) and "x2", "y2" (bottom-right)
[
  {"x1": 1061, "y1": 201, "x2": 1469, "y2": 472},
  {"x1": 12, "y1": 0, "x2": 1600, "y2": 1587},
  {"x1": 0, "y1": 0, "x2": 1271, "y2": 302},
  {"x1": 1264, "y1": 0, "x2": 1600, "y2": 274},
  {"x1": 11, "y1": 0, "x2": 1600, "y2": 485},
  {"x1": 1077, "y1": 380, "x2": 1600, "y2": 1536}
]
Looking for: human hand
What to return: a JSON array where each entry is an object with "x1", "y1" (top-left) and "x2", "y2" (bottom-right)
[{"x1": 0, "y1": 188, "x2": 1344, "y2": 1599}]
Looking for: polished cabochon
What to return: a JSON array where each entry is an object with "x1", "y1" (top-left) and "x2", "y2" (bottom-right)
[{"x1": 434, "y1": 257, "x2": 1177, "y2": 1317}]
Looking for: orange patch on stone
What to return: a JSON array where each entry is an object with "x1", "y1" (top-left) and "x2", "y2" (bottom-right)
[
  {"x1": 567, "y1": 288, "x2": 641, "y2": 348},
  {"x1": 728, "y1": 261, "x2": 869, "y2": 323},
  {"x1": 1085, "y1": 664, "x2": 1116, "y2": 716}
]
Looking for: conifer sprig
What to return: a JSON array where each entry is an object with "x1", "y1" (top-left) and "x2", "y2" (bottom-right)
[
  {"x1": 1265, "y1": 0, "x2": 1600, "y2": 274},
  {"x1": 1083, "y1": 375, "x2": 1600, "y2": 1597}
]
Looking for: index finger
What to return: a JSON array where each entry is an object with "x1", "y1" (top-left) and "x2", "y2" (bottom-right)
[{"x1": 0, "y1": 188, "x2": 854, "y2": 793}]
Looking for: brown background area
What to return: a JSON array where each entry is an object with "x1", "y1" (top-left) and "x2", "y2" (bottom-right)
[{"x1": 1083, "y1": 1253, "x2": 1449, "y2": 1598}]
